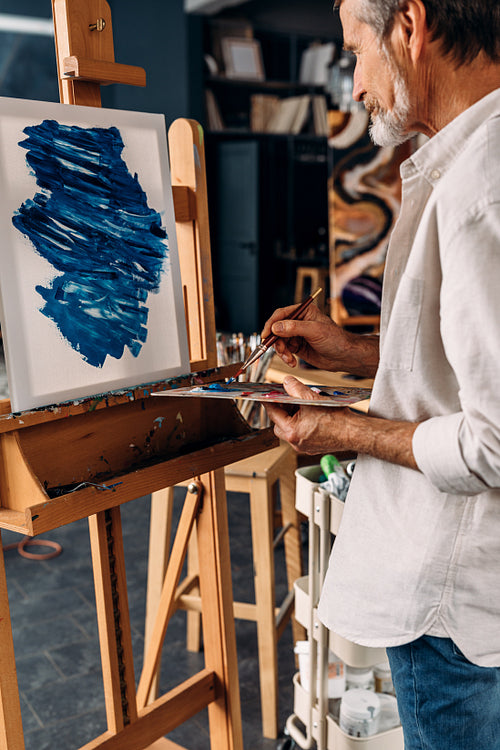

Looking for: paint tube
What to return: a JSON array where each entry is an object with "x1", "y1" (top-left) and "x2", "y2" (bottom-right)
[{"x1": 319, "y1": 454, "x2": 351, "y2": 501}]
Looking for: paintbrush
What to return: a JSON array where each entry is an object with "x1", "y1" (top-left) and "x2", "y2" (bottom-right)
[{"x1": 228, "y1": 287, "x2": 322, "y2": 383}]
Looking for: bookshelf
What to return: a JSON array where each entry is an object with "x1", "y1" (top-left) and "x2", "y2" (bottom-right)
[
  {"x1": 195, "y1": 13, "x2": 341, "y2": 331},
  {"x1": 202, "y1": 19, "x2": 338, "y2": 135}
]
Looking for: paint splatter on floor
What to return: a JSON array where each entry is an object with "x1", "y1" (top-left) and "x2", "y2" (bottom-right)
[{"x1": 12, "y1": 120, "x2": 169, "y2": 367}]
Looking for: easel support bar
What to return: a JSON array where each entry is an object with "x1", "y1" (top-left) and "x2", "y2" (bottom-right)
[
  {"x1": 63, "y1": 56, "x2": 146, "y2": 87},
  {"x1": 80, "y1": 670, "x2": 216, "y2": 750}
]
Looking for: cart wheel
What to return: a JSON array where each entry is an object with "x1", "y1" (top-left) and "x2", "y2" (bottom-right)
[{"x1": 276, "y1": 738, "x2": 296, "y2": 750}]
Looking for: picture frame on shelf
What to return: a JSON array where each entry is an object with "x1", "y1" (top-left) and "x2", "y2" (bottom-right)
[{"x1": 222, "y1": 37, "x2": 265, "y2": 81}]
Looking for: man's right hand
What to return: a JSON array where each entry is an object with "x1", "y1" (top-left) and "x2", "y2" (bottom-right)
[{"x1": 260, "y1": 303, "x2": 379, "y2": 378}]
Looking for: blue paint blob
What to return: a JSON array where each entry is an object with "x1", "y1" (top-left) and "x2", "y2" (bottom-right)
[{"x1": 12, "y1": 120, "x2": 169, "y2": 367}]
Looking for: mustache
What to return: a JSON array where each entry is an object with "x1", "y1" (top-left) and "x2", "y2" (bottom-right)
[{"x1": 363, "y1": 96, "x2": 379, "y2": 115}]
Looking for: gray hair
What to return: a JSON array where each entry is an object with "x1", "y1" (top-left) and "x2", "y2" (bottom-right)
[{"x1": 335, "y1": 0, "x2": 500, "y2": 65}]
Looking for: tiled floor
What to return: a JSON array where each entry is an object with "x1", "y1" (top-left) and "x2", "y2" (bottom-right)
[{"x1": 0, "y1": 342, "x2": 301, "y2": 749}]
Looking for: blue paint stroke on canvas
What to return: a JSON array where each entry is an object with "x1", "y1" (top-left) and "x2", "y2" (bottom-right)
[{"x1": 12, "y1": 120, "x2": 168, "y2": 367}]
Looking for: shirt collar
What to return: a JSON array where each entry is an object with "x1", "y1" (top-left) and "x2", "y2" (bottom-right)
[{"x1": 402, "y1": 87, "x2": 500, "y2": 183}]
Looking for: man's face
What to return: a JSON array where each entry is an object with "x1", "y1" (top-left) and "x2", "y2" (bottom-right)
[{"x1": 340, "y1": 0, "x2": 412, "y2": 146}]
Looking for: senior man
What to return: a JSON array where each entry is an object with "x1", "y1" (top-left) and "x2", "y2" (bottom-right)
[{"x1": 262, "y1": 1, "x2": 500, "y2": 747}]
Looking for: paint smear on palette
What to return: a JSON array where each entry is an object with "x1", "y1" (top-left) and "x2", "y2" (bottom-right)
[
  {"x1": 11, "y1": 120, "x2": 168, "y2": 368},
  {"x1": 156, "y1": 382, "x2": 372, "y2": 408}
]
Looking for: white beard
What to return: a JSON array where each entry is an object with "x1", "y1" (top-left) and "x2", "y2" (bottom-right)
[{"x1": 368, "y1": 55, "x2": 413, "y2": 147}]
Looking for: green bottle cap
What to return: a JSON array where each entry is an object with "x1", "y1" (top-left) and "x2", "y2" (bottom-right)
[{"x1": 320, "y1": 454, "x2": 341, "y2": 477}]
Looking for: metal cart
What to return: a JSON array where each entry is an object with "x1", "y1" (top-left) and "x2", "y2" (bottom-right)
[{"x1": 284, "y1": 464, "x2": 404, "y2": 750}]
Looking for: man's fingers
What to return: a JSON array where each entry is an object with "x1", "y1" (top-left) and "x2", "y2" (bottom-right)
[
  {"x1": 282, "y1": 376, "x2": 323, "y2": 401},
  {"x1": 271, "y1": 319, "x2": 309, "y2": 338},
  {"x1": 260, "y1": 304, "x2": 302, "y2": 340}
]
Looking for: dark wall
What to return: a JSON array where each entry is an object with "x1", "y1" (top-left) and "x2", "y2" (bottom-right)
[
  {"x1": 105, "y1": 0, "x2": 191, "y2": 127},
  {"x1": 0, "y1": 1, "x2": 192, "y2": 127},
  {"x1": 3, "y1": 0, "x2": 51, "y2": 17},
  {"x1": 0, "y1": 1, "x2": 57, "y2": 101},
  {"x1": 0, "y1": 2, "x2": 339, "y2": 121}
]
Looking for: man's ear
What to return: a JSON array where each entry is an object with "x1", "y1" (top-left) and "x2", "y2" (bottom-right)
[{"x1": 392, "y1": 0, "x2": 427, "y2": 64}]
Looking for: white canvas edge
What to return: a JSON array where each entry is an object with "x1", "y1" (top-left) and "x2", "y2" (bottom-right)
[{"x1": 0, "y1": 96, "x2": 190, "y2": 412}]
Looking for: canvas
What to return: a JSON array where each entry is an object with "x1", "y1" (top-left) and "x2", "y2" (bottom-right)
[{"x1": 0, "y1": 96, "x2": 190, "y2": 412}]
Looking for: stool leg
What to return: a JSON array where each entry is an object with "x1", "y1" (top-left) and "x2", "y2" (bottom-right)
[
  {"x1": 279, "y1": 459, "x2": 307, "y2": 645},
  {"x1": 249, "y1": 479, "x2": 279, "y2": 739}
]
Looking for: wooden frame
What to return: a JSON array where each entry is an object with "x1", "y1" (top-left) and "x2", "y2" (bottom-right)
[
  {"x1": 0, "y1": 97, "x2": 190, "y2": 412},
  {"x1": 222, "y1": 37, "x2": 265, "y2": 81}
]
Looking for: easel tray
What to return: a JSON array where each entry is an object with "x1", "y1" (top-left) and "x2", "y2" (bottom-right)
[{"x1": 0, "y1": 364, "x2": 277, "y2": 536}]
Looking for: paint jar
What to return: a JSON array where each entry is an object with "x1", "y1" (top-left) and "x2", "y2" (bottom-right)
[
  {"x1": 346, "y1": 665, "x2": 375, "y2": 692},
  {"x1": 294, "y1": 640, "x2": 346, "y2": 698},
  {"x1": 377, "y1": 692, "x2": 400, "y2": 732},
  {"x1": 374, "y1": 662, "x2": 395, "y2": 696},
  {"x1": 339, "y1": 689, "x2": 381, "y2": 737}
]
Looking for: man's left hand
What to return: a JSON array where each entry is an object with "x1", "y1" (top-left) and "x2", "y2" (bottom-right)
[{"x1": 264, "y1": 376, "x2": 353, "y2": 455}]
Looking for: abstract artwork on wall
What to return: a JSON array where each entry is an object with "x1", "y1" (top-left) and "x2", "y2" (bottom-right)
[
  {"x1": 0, "y1": 96, "x2": 189, "y2": 412},
  {"x1": 328, "y1": 109, "x2": 413, "y2": 313}
]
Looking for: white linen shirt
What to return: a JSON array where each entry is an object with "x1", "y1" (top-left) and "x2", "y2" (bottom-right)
[{"x1": 318, "y1": 88, "x2": 500, "y2": 667}]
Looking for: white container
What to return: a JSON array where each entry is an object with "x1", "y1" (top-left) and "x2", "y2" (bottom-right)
[
  {"x1": 340, "y1": 689, "x2": 381, "y2": 738},
  {"x1": 374, "y1": 662, "x2": 395, "y2": 696},
  {"x1": 295, "y1": 465, "x2": 323, "y2": 516},
  {"x1": 295, "y1": 640, "x2": 346, "y2": 698},
  {"x1": 377, "y1": 693, "x2": 400, "y2": 732},
  {"x1": 346, "y1": 665, "x2": 375, "y2": 692},
  {"x1": 327, "y1": 711, "x2": 404, "y2": 749}
]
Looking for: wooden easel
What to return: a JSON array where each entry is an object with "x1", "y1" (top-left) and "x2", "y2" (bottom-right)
[{"x1": 0, "y1": 2, "x2": 278, "y2": 748}]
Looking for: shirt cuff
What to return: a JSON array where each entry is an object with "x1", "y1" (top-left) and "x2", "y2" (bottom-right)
[{"x1": 413, "y1": 414, "x2": 487, "y2": 495}]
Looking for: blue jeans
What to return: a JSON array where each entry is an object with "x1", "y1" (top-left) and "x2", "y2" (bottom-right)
[{"x1": 387, "y1": 635, "x2": 500, "y2": 750}]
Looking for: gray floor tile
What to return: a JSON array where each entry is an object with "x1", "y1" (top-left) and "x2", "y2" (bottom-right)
[
  {"x1": 24, "y1": 709, "x2": 107, "y2": 750},
  {"x1": 8, "y1": 586, "x2": 91, "y2": 624},
  {"x1": 22, "y1": 671, "x2": 105, "y2": 727},
  {"x1": 20, "y1": 693, "x2": 43, "y2": 735},
  {"x1": 12, "y1": 615, "x2": 90, "y2": 656},
  {"x1": 15, "y1": 651, "x2": 62, "y2": 691}
]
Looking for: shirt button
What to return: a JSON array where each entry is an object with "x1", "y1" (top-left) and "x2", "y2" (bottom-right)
[{"x1": 430, "y1": 168, "x2": 441, "y2": 180}]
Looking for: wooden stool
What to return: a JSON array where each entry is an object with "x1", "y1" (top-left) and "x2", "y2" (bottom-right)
[
  {"x1": 295, "y1": 266, "x2": 329, "y2": 311},
  {"x1": 330, "y1": 296, "x2": 380, "y2": 332},
  {"x1": 145, "y1": 442, "x2": 306, "y2": 740}
]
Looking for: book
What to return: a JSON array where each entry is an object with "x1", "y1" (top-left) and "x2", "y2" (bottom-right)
[
  {"x1": 299, "y1": 42, "x2": 336, "y2": 86},
  {"x1": 205, "y1": 89, "x2": 225, "y2": 131},
  {"x1": 250, "y1": 94, "x2": 280, "y2": 132},
  {"x1": 312, "y1": 95, "x2": 329, "y2": 136},
  {"x1": 266, "y1": 95, "x2": 311, "y2": 134}
]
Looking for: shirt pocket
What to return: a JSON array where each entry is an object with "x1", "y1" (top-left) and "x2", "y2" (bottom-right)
[{"x1": 380, "y1": 273, "x2": 424, "y2": 372}]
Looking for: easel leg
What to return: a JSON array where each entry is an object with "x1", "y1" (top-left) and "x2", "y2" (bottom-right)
[
  {"x1": 0, "y1": 532, "x2": 25, "y2": 750},
  {"x1": 89, "y1": 507, "x2": 138, "y2": 732},
  {"x1": 137, "y1": 484, "x2": 202, "y2": 708},
  {"x1": 185, "y1": 523, "x2": 201, "y2": 652},
  {"x1": 145, "y1": 488, "x2": 175, "y2": 704},
  {"x1": 197, "y1": 469, "x2": 243, "y2": 750}
]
